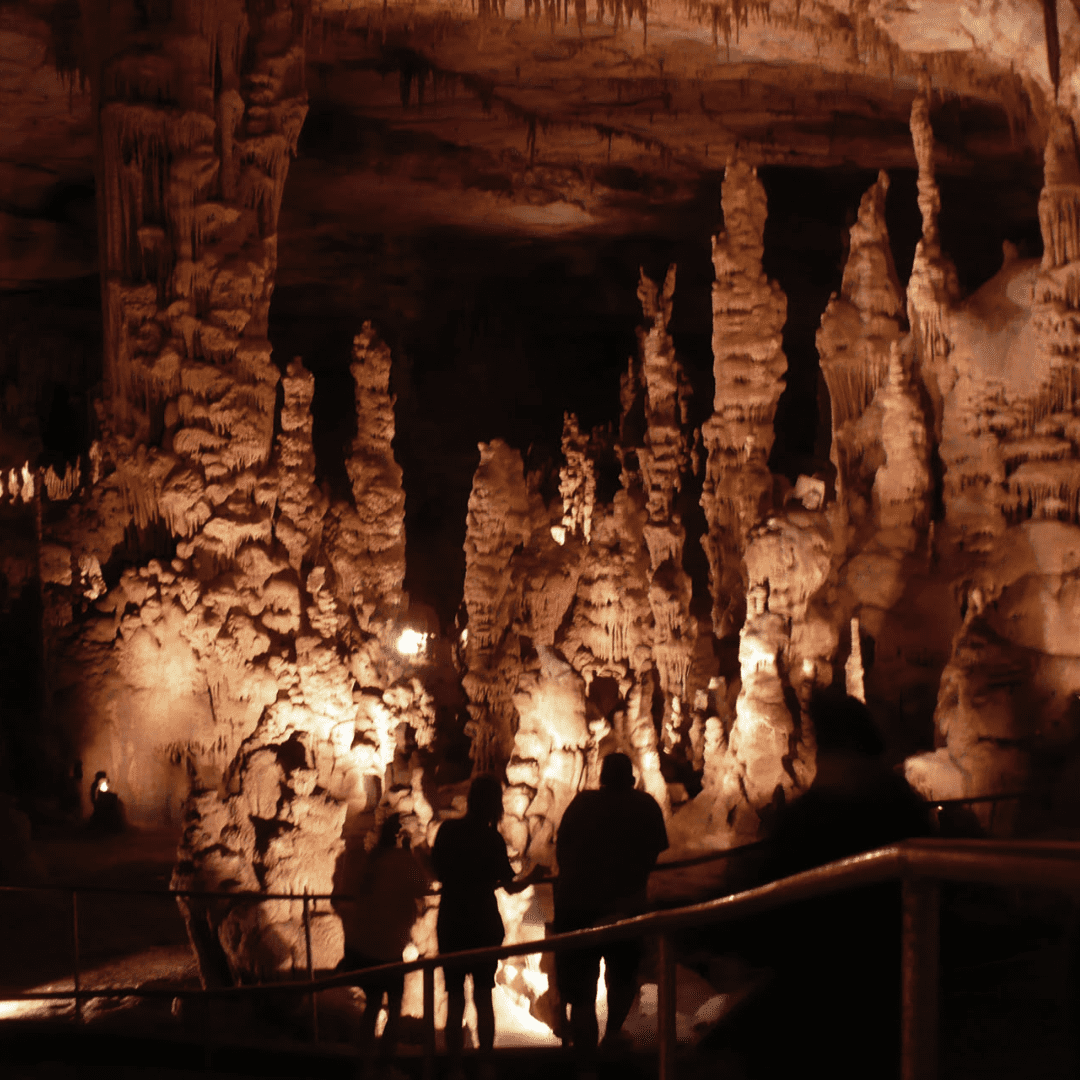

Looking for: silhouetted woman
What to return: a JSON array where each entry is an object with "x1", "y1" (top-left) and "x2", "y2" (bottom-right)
[{"x1": 432, "y1": 774, "x2": 532, "y2": 1068}]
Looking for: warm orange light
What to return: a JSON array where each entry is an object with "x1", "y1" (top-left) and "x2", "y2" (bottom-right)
[{"x1": 396, "y1": 628, "x2": 429, "y2": 657}]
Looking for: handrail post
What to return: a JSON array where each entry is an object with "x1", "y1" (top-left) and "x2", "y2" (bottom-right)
[
  {"x1": 422, "y1": 963, "x2": 436, "y2": 1080},
  {"x1": 901, "y1": 875, "x2": 939, "y2": 1080},
  {"x1": 70, "y1": 889, "x2": 81, "y2": 1024},
  {"x1": 302, "y1": 890, "x2": 319, "y2": 1043},
  {"x1": 657, "y1": 932, "x2": 677, "y2": 1080}
]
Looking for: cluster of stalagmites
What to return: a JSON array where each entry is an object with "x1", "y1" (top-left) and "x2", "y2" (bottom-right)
[{"x1": 28, "y1": 44, "x2": 1080, "y2": 1004}]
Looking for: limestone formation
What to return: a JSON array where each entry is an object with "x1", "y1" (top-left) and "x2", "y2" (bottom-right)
[
  {"x1": 817, "y1": 170, "x2": 906, "y2": 528},
  {"x1": 461, "y1": 439, "x2": 534, "y2": 768},
  {"x1": 637, "y1": 265, "x2": 696, "y2": 710},
  {"x1": 273, "y1": 359, "x2": 327, "y2": 572},
  {"x1": 701, "y1": 160, "x2": 788, "y2": 638}
]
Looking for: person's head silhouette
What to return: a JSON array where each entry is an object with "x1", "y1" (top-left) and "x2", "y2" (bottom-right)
[
  {"x1": 808, "y1": 687, "x2": 884, "y2": 757},
  {"x1": 377, "y1": 812, "x2": 404, "y2": 849},
  {"x1": 466, "y1": 774, "x2": 504, "y2": 827},
  {"x1": 599, "y1": 752, "x2": 635, "y2": 792}
]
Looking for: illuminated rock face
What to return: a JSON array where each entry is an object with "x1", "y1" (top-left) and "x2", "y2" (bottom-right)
[
  {"x1": 16, "y1": 1, "x2": 1080, "y2": 1012},
  {"x1": 28, "y1": 0, "x2": 433, "y2": 982},
  {"x1": 905, "y1": 112, "x2": 1080, "y2": 816},
  {"x1": 817, "y1": 170, "x2": 906, "y2": 530},
  {"x1": 700, "y1": 160, "x2": 788, "y2": 639}
]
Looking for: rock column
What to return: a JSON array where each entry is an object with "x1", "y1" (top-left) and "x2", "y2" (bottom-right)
[{"x1": 700, "y1": 160, "x2": 788, "y2": 637}]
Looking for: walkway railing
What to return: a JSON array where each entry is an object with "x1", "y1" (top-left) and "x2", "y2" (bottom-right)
[{"x1": 1, "y1": 836, "x2": 1078, "y2": 1080}]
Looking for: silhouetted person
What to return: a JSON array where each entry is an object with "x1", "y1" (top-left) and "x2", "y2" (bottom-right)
[
  {"x1": 336, "y1": 813, "x2": 429, "y2": 1078},
  {"x1": 765, "y1": 688, "x2": 931, "y2": 880},
  {"x1": 88, "y1": 771, "x2": 123, "y2": 834},
  {"x1": 432, "y1": 774, "x2": 533, "y2": 1074},
  {"x1": 554, "y1": 752, "x2": 668, "y2": 1057},
  {"x1": 729, "y1": 690, "x2": 932, "y2": 1080}
]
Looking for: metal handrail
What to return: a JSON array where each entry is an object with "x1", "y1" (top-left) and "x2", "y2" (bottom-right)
[{"x1": 2, "y1": 837, "x2": 1079, "y2": 1080}]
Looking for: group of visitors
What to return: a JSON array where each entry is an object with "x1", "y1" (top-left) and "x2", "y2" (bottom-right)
[
  {"x1": 337, "y1": 750, "x2": 667, "y2": 1079},
  {"x1": 338, "y1": 689, "x2": 929, "y2": 1080}
]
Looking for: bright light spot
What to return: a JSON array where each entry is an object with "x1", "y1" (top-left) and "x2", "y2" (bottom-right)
[
  {"x1": 98, "y1": 779, "x2": 109, "y2": 793},
  {"x1": 801, "y1": 658, "x2": 816, "y2": 677},
  {"x1": 550, "y1": 526, "x2": 566, "y2": 546},
  {"x1": 396, "y1": 629, "x2": 429, "y2": 657},
  {"x1": 0, "y1": 999, "x2": 53, "y2": 1020},
  {"x1": 460, "y1": 628, "x2": 468, "y2": 647}
]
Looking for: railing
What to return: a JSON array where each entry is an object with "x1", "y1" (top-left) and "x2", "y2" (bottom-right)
[
  {"x1": 925, "y1": 791, "x2": 1025, "y2": 835},
  {"x1": 1, "y1": 837, "x2": 1078, "y2": 1080}
]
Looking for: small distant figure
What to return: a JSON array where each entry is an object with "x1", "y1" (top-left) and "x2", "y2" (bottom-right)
[
  {"x1": 89, "y1": 771, "x2": 124, "y2": 834},
  {"x1": 336, "y1": 813, "x2": 430, "y2": 1077},
  {"x1": 432, "y1": 774, "x2": 536, "y2": 1073},
  {"x1": 554, "y1": 752, "x2": 668, "y2": 1056}
]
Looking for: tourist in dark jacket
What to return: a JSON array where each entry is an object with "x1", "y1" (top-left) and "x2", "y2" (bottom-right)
[
  {"x1": 554, "y1": 752, "x2": 668, "y2": 1055},
  {"x1": 432, "y1": 774, "x2": 534, "y2": 1069},
  {"x1": 730, "y1": 689, "x2": 932, "y2": 1080}
]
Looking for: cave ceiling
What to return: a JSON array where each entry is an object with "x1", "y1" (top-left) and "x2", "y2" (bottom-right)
[
  {"x1": 0, "y1": 0, "x2": 1064, "y2": 275},
  {"x1": 0, "y1": 0, "x2": 1069, "y2": 618}
]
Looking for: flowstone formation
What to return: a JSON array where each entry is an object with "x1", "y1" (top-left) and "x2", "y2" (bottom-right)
[
  {"x1": 905, "y1": 109, "x2": 1080, "y2": 822},
  {"x1": 23, "y1": 0, "x2": 438, "y2": 983},
  {"x1": 700, "y1": 160, "x2": 788, "y2": 639}
]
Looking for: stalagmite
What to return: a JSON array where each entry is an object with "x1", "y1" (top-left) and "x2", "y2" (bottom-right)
[
  {"x1": 559, "y1": 413, "x2": 596, "y2": 543},
  {"x1": 461, "y1": 440, "x2": 533, "y2": 766},
  {"x1": 700, "y1": 159, "x2": 788, "y2": 637},
  {"x1": 817, "y1": 171, "x2": 905, "y2": 523},
  {"x1": 272, "y1": 359, "x2": 327, "y2": 571},
  {"x1": 873, "y1": 341, "x2": 934, "y2": 535},
  {"x1": 907, "y1": 81, "x2": 960, "y2": 387},
  {"x1": 636, "y1": 265, "x2": 696, "y2": 706},
  {"x1": 845, "y1": 617, "x2": 865, "y2": 703},
  {"x1": 326, "y1": 324, "x2": 407, "y2": 630}
]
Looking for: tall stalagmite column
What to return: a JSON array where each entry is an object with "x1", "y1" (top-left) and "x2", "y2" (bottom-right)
[
  {"x1": 88, "y1": 0, "x2": 309, "y2": 565},
  {"x1": 326, "y1": 323, "x2": 407, "y2": 639},
  {"x1": 636, "y1": 266, "x2": 696, "y2": 759},
  {"x1": 907, "y1": 79, "x2": 960, "y2": 435},
  {"x1": 461, "y1": 440, "x2": 533, "y2": 768},
  {"x1": 816, "y1": 171, "x2": 906, "y2": 528},
  {"x1": 700, "y1": 160, "x2": 788, "y2": 637}
]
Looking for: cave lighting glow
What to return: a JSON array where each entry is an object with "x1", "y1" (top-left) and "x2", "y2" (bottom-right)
[{"x1": 396, "y1": 628, "x2": 430, "y2": 656}]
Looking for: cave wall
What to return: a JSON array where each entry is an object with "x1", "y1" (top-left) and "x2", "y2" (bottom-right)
[{"x1": 6, "y1": 0, "x2": 1080, "y2": 1008}]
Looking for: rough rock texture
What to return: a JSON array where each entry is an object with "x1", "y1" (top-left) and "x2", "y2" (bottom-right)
[
  {"x1": 330, "y1": 324, "x2": 407, "y2": 629},
  {"x1": 32, "y1": 0, "x2": 427, "y2": 980},
  {"x1": 461, "y1": 439, "x2": 535, "y2": 769},
  {"x1": 817, "y1": 170, "x2": 905, "y2": 530},
  {"x1": 700, "y1": 160, "x2": 788, "y2": 638},
  {"x1": 274, "y1": 358, "x2": 327, "y2": 571},
  {"x1": 696, "y1": 509, "x2": 832, "y2": 842},
  {"x1": 636, "y1": 266, "x2": 696, "y2": 729},
  {"x1": 906, "y1": 112, "x2": 1080, "y2": 816}
]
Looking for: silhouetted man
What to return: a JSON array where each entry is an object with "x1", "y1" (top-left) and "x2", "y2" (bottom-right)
[
  {"x1": 729, "y1": 689, "x2": 932, "y2": 1080},
  {"x1": 554, "y1": 752, "x2": 668, "y2": 1056},
  {"x1": 336, "y1": 813, "x2": 429, "y2": 1078}
]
